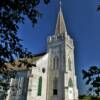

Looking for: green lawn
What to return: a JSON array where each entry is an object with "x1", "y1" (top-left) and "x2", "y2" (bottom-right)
[{"x1": 79, "y1": 95, "x2": 100, "y2": 100}]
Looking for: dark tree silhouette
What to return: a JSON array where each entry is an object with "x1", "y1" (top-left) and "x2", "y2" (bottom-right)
[
  {"x1": 0, "y1": 0, "x2": 50, "y2": 73},
  {"x1": 82, "y1": 66, "x2": 100, "y2": 96},
  {"x1": 0, "y1": 0, "x2": 50, "y2": 98}
]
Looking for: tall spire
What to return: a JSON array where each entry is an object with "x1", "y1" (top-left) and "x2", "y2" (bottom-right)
[{"x1": 55, "y1": 0, "x2": 67, "y2": 35}]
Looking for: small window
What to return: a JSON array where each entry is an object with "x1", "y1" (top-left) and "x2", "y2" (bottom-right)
[
  {"x1": 42, "y1": 68, "x2": 45, "y2": 73},
  {"x1": 53, "y1": 89, "x2": 58, "y2": 95}
]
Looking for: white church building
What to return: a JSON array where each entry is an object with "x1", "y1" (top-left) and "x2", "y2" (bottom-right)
[{"x1": 6, "y1": 1, "x2": 79, "y2": 100}]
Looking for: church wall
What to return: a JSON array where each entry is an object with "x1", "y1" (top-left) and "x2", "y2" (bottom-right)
[{"x1": 27, "y1": 54, "x2": 48, "y2": 100}]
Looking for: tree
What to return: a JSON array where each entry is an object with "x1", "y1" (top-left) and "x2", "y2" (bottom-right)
[
  {"x1": 97, "y1": 1, "x2": 100, "y2": 11},
  {"x1": 82, "y1": 66, "x2": 100, "y2": 96},
  {"x1": 0, "y1": 0, "x2": 50, "y2": 73},
  {"x1": 0, "y1": 1, "x2": 50, "y2": 98}
]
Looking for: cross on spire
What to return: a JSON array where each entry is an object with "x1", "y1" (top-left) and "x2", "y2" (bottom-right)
[{"x1": 59, "y1": 0, "x2": 62, "y2": 6}]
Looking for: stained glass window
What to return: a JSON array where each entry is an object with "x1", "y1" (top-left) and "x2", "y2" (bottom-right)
[{"x1": 37, "y1": 76, "x2": 42, "y2": 96}]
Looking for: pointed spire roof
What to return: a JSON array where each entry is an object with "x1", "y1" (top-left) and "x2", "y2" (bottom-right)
[{"x1": 55, "y1": 1, "x2": 67, "y2": 35}]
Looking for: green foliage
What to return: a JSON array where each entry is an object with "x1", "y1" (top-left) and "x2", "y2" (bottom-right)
[
  {"x1": 0, "y1": 78, "x2": 10, "y2": 100},
  {"x1": 0, "y1": 0, "x2": 50, "y2": 73},
  {"x1": 0, "y1": 1, "x2": 50, "y2": 98},
  {"x1": 82, "y1": 66, "x2": 100, "y2": 96},
  {"x1": 97, "y1": 5, "x2": 100, "y2": 11},
  {"x1": 79, "y1": 95, "x2": 100, "y2": 100}
]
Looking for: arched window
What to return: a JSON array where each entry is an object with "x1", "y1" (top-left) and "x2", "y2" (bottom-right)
[
  {"x1": 53, "y1": 77, "x2": 58, "y2": 95},
  {"x1": 53, "y1": 56, "x2": 59, "y2": 69},
  {"x1": 37, "y1": 76, "x2": 42, "y2": 96},
  {"x1": 53, "y1": 57, "x2": 56, "y2": 69},
  {"x1": 68, "y1": 78, "x2": 73, "y2": 87},
  {"x1": 68, "y1": 58, "x2": 71, "y2": 71}
]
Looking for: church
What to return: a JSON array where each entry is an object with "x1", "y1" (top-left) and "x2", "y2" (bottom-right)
[{"x1": 6, "y1": 1, "x2": 79, "y2": 100}]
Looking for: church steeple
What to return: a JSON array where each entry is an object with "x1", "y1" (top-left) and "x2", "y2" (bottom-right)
[{"x1": 55, "y1": 0, "x2": 67, "y2": 35}]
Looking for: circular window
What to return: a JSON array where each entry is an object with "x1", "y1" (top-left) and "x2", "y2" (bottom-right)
[{"x1": 42, "y1": 68, "x2": 45, "y2": 73}]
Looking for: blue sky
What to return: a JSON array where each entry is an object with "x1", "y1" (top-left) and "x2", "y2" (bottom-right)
[{"x1": 18, "y1": 0, "x2": 100, "y2": 95}]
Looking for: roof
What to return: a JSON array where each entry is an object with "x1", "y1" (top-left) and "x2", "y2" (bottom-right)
[{"x1": 5, "y1": 52, "x2": 47, "y2": 71}]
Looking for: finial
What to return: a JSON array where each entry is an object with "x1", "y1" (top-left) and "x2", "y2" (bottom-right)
[
  {"x1": 58, "y1": 0, "x2": 62, "y2": 12},
  {"x1": 59, "y1": 0, "x2": 62, "y2": 6},
  {"x1": 58, "y1": 0, "x2": 62, "y2": 8}
]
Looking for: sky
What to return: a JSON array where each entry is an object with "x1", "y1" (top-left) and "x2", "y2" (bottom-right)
[{"x1": 18, "y1": 0, "x2": 100, "y2": 95}]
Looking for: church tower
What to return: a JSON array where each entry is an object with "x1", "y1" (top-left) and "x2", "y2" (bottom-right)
[{"x1": 47, "y1": 1, "x2": 78, "y2": 100}]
